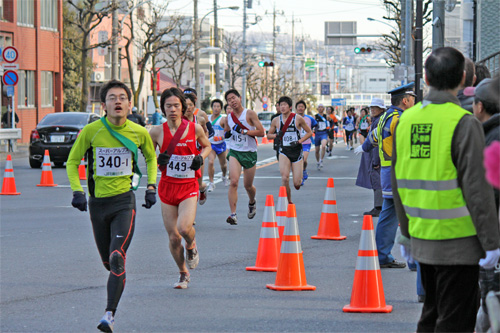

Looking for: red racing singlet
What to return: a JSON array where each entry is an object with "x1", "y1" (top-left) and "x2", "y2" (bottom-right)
[{"x1": 160, "y1": 121, "x2": 201, "y2": 183}]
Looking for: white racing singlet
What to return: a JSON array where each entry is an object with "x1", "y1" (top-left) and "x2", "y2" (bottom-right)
[{"x1": 227, "y1": 109, "x2": 257, "y2": 152}]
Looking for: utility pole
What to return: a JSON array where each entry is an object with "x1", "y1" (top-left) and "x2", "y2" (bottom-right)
[
  {"x1": 270, "y1": 5, "x2": 284, "y2": 111},
  {"x1": 315, "y1": 40, "x2": 319, "y2": 96},
  {"x1": 404, "y1": 0, "x2": 412, "y2": 83},
  {"x1": 111, "y1": 0, "x2": 119, "y2": 80},
  {"x1": 194, "y1": 0, "x2": 200, "y2": 107},
  {"x1": 415, "y1": 0, "x2": 423, "y2": 101},
  {"x1": 214, "y1": 0, "x2": 221, "y2": 98},
  {"x1": 302, "y1": 37, "x2": 306, "y2": 94},
  {"x1": 241, "y1": 0, "x2": 247, "y2": 107},
  {"x1": 432, "y1": 0, "x2": 445, "y2": 49},
  {"x1": 291, "y1": 14, "x2": 295, "y2": 98}
]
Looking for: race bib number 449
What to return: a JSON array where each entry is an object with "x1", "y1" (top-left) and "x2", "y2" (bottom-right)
[
  {"x1": 96, "y1": 147, "x2": 133, "y2": 177},
  {"x1": 166, "y1": 154, "x2": 195, "y2": 178}
]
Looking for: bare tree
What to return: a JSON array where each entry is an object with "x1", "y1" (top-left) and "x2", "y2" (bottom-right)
[
  {"x1": 378, "y1": 0, "x2": 432, "y2": 67},
  {"x1": 66, "y1": 0, "x2": 112, "y2": 112},
  {"x1": 223, "y1": 32, "x2": 245, "y2": 89},
  {"x1": 121, "y1": 2, "x2": 177, "y2": 107}
]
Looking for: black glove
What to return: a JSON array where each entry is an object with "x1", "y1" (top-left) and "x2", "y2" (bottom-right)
[
  {"x1": 142, "y1": 189, "x2": 156, "y2": 209},
  {"x1": 72, "y1": 191, "x2": 87, "y2": 212},
  {"x1": 232, "y1": 124, "x2": 243, "y2": 134},
  {"x1": 289, "y1": 141, "x2": 300, "y2": 147},
  {"x1": 275, "y1": 130, "x2": 281, "y2": 139},
  {"x1": 157, "y1": 152, "x2": 170, "y2": 166},
  {"x1": 224, "y1": 131, "x2": 232, "y2": 139},
  {"x1": 206, "y1": 122, "x2": 215, "y2": 138},
  {"x1": 190, "y1": 155, "x2": 204, "y2": 170}
]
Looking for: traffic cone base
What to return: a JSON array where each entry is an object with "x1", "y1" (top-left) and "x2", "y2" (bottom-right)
[
  {"x1": 311, "y1": 178, "x2": 346, "y2": 240},
  {"x1": 1, "y1": 155, "x2": 20, "y2": 195},
  {"x1": 246, "y1": 195, "x2": 280, "y2": 272},
  {"x1": 266, "y1": 253, "x2": 316, "y2": 291}
]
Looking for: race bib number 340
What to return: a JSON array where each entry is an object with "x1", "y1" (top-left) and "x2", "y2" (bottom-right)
[
  {"x1": 166, "y1": 154, "x2": 195, "y2": 178},
  {"x1": 96, "y1": 147, "x2": 133, "y2": 177}
]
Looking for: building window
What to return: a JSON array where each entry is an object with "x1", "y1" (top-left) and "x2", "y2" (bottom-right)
[
  {"x1": 41, "y1": 0, "x2": 58, "y2": 30},
  {"x1": 18, "y1": 70, "x2": 35, "y2": 108},
  {"x1": 378, "y1": 78, "x2": 386, "y2": 82},
  {"x1": 0, "y1": 0, "x2": 4, "y2": 21},
  {"x1": 0, "y1": 34, "x2": 13, "y2": 48},
  {"x1": 369, "y1": 78, "x2": 377, "y2": 82},
  {"x1": 17, "y1": 0, "x2": 34, "y2": 26},
  {"x1": 41, "y1": 71, "x2": 53, "y2": 107}
]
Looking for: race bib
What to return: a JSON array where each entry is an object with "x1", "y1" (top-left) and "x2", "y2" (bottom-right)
[
  {"x1": 166, "y1": 154, "x2": 195, "y2": 178},
  {"x1": 231, "y1": 132, "x2": 248, "y2": 150},
  {"x1": 360, "y1": 122, "x2": 369, "y2": 130},
  {"x1": 282, "y1": 131, "x2": 298, "y2": 146},
  {"x1": 96, "y1": 147, "x2": 133, "y2": 177},
  {"x1": 318, "y1": 122, "x2": 327, "y2": 131},
  {"x1": 345, "y1": 123, "x2": 355, "y2": 131}
]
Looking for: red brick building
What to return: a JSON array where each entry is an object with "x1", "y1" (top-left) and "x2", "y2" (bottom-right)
[{"x1": 0, "y1": 0, "x2": 63, "y2": 143}]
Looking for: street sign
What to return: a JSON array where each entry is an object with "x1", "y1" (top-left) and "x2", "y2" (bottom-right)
[
  {"x1": 331, "y1": 98, "x2": 346, "y2": 106},
  {"x1": 97, "y1": 31, "x2": 108, "y2": 56},
  {"x1": 2, "y1": 64, "x2": 19, "y2": 70},
  {"x1": 262, "y1": 96, "x2": 268, "y2": 103},
  {"x1": 6, "y1": 86, "x2": 15, "y2": 97},
  {"x1": 262, "y1": 103, "x2": 268, "y2": 109},
  {"x1": 2, "y1": 70, "x2": 19, "y2": 86},
  {"x1": 305, "y1": 58, "x2": 315, "y2": 72},
  {"x1": 321, "y1": 82, "x2": 331, "y2": 95},
  {"x1": 2, "y1": 46, "x2": 19, "y2": 63}
]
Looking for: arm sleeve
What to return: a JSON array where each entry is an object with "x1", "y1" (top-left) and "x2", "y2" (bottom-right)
[
  {"x1": 66, "y1": 128, "x2": 90, "y2": 193},
  {"x1": 140, "y1": 130, "x2": 158, "y2": 186},
  {"x1": 206, "y1": 121, "x2": 215, "y2": 138},
  {"x1": 452, "y1": 116, "x2": 500, "y2": 250},
  {"x1": 391, "y1": 126, "x2": 410, "y2": 238}
]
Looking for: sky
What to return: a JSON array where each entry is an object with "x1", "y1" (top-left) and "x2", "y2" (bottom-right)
[{"x1": 167, "y1": 0, "x2": 393, "y2": 43}]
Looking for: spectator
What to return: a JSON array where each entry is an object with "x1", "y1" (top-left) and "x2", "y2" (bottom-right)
[
  {"x1": 393, "y1": 47, "x2": 500, "y2": 332},
  {"x1": 1, "y1": 110, "x2": 19, "y2": 128},
  {"x1": 152, "y1": 108, "x2": 162, "y2": 125},
  {"x1": 457, "y1": 57, "x2": 476, "y2": 112},
  {"x1": 127, "y1": 106, "x2": 146, "y2": 126},
  {"x1": 474, "y1": 63, "x2": 491, "y2": 87}
]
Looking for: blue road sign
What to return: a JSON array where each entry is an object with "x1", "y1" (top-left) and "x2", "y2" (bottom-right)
[
  {"x1": 321, "y1": 82, "x2": 330, "y2": 95},
  {"x1": 6, "y1": 86, "x2": 14, "y2": 97},
  {"x1": 331, "y1": 98, "x2": 346, "y2": 106},
  {"x1": 2, "y1": 70, "x2": 19, "y2": 86},
  {"x1": 262, "y1": 103, "x2": 268, "y2": 109}
]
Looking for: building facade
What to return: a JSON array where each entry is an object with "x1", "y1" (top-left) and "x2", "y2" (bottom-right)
[{"x1": 0, "y1": 0, "x2": 63, "y2": 143}]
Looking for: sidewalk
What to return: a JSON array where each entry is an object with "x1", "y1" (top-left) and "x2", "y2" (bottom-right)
[{"x1": 1, "y1": 143, "x2": 29, "y2": 161}]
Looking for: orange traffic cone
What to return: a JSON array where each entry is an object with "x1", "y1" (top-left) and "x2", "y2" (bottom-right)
[
  {"x1": 276, "y1": 186, "x2": 288, "y2": 247},
  {"x1": 0, "y1": 155, "x2": 20, "y2": 195},
  {"x1": 37, "y1": 150, "x2": 57, "y2": 187},
  {"x1": 343, "y1": 215, "x2": 392, "y2": 313},
  {"x1": 311, "y1": 178, "x2": 346, "y2": 240},
  {"x1": 78, "y1": 158, "x2": 86, "y2": 180},
  {"x1": 261, "y1": 136, "x2": 269, "y2": 144},
  {"x1": 266, "y1": 203, "x2": 316, "y2": 291},
  {"x1": 246, "y1": 195, "x2": 280, "y2": 272}
]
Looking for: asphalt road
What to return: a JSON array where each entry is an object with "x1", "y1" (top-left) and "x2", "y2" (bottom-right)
[{"x1": 1, "y1": 141, "x2": 423, "y2": 332}]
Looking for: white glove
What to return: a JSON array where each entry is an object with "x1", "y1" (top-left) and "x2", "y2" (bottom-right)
[
  {"x1": 479, "y1": 248, "x2": 500, "y2": 269},
  {"x1": 354, "y1": 146, "x2": 365, "y2": 155},
  {"x1": 400, "y1": 244, "x2": 414, "y2": 264}
]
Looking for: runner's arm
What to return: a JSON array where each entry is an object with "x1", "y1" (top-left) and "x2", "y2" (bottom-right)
[
  {"x1": 66, "y1": 127, "x2": 90, "y2": 193},
  {"x1": 267, "y1": 117, "x2": 279, "y2": 140},
  {"x1": 140, "y1": 128, "x2": 158, "y2": 186},
  {"x1": 195, "y1": 123, "x2": 212, "y2": 160},
  {"x1": 296, "y1": 115, "x2": 312, "y2": 143},
  {"x1": 246, "y1": 110, "x2": 266, "y2": 137}
]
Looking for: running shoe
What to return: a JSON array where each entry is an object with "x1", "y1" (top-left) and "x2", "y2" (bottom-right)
[
  {"x1": 345, "y1": 146, "x2": 350, "y2": 151},
  {"x1": 380, "y1": 260, "x2": 407, "y2": 269},
  {"x1": 97, "y1": 311, "x2": 114, "y2": 332},
  {"x1": 186, "y1": 244, "x2": 199, "y2": 269},
  {"x1": 248, "y1": 201, "x2": 257, "y2": 219},
  {"x1": 207, "y1": 182, "x2": 215, "y2": 193},
  {"x1": 328, "y1": 150, "x2": 332, "y2": 157},
  {"x1": 301, "y1": 178, "x2": 305, "y2": 186},
  {"x1": 317, "y1": 162, "x2": 321, "y2": 170},
  {"x1": 226, "y1": 213, "x2": 238, "y2": 225},
  {"x1": 319, "y1": 160, "x2": 323, "y2": 169},
  {"x1": 174, "y1": 272, "x2": 190, "y2": 289},
  {"x1": 199, "y1": 188, "x2": 207, "y2": 205},
  {"x1": 222, "y1": 176, "x2": 230, "y2": 186},
  {"x1": 303, "y1": 169, "x2": 308, "y2": 180},
  {"x1": 350, "y1": 147, "x2": 354, "y2": 150}
]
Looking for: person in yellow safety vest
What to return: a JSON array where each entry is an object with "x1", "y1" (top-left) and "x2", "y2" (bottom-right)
[
  {"x1": 354, "y1": 83, "x2": 416, "y2": 269},
  {"x1": 393, "y1": 47, "x2": 500, "y2": 332}
]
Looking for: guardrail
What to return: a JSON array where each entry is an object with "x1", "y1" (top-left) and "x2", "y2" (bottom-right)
[
  {"x1": 478, "y1": 51, "x2": 500, "y2": 77},
  {"x1": 0, "y1": 128, "x2": 22, "y2": 152}
]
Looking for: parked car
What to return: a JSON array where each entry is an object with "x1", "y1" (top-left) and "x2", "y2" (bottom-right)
[
  {"x1": 257, "y1": 111, "x2": 275, "y2": 133},
  {"x1": 29, "y1": 112, "x2": 101, "y2": 168}
]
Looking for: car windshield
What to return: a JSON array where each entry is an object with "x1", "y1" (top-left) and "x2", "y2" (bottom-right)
[
  {"x1": 38, "y1": 113, "x2": 89, "y2": 127},
  {"x1": 258, "y1": 113, "x2": 274, "y2": 121}
]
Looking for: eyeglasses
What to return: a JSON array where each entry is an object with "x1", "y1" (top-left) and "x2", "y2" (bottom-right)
[{"x1": 106, "y1": 95, "x2": 128, "y2": 102}]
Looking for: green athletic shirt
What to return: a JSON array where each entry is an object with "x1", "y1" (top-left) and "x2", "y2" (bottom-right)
[{"x1": 66, "y1": 117, "x2": 157, "y2": 198}]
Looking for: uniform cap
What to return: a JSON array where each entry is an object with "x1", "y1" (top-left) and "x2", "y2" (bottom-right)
[
  {"x1": 368, "y1": 98, "x2": 386, "y2": 109},
  {"x1": 387, "y1": 82, "x2": 416, "y2": 97}
]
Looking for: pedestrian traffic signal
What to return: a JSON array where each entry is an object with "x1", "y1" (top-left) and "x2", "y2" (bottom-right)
[
  {"x1": 259, "y1": 61, "x2": 274, "y2": 67},
  {"x1": 354, "y1": 46, "x2": 372, "y2": 54}
]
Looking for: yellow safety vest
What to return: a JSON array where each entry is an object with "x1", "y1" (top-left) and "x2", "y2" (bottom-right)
[{"x1": 394, "y1": 102, "x2": 477, "y2": 240}]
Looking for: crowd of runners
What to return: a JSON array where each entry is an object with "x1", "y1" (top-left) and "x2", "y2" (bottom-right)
[{"x1": 66, "y1": 46, "x2": 499, "y2": 333}]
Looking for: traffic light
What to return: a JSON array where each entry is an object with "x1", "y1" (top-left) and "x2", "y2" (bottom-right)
[
  {"x1": 258, "y1": 61, "x2": 274, "y2": 67},
  {"x1": 354, "y1": 46, "x2": 372, "y2": 54}
]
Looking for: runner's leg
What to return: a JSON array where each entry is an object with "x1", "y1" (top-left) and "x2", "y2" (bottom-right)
[
  {"x1": 320, "y1": 139, "x2": 327, "y2": 160},
  {"x1": 278, "y1": 154, "x2": 292, "y2": 202},
  {"x1": 242, "y1": 165, "x2": 257, "y2": 204},
  {"x1": 218, "y1": 150, "x2": 228, "y2": 178},
  {"x1": 207, "y1": 149, "x2": 216, "y2": 183},
  {"x1": 228, "y1": 156, "x2": 242, "y2": 214},
  {"x1": 303, "y1": 151, "x2": 309, "y2": 171},
  {"x1": 291, "y1": 158, "x2": 304, "y2": 191}
]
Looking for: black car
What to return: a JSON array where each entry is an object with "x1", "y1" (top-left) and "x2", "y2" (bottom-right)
[{"x1": 29, "y1": 112, "x2": 101, "y2": 168}]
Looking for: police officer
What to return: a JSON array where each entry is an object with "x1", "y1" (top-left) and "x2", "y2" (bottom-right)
[
  {"x1": 393, "y1": 47, "x2": 500, "y2": 332},
  {"x1": 355, "y1": 82, "x2": 416, "y2": 268}
]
